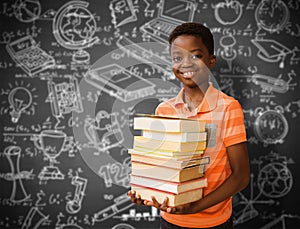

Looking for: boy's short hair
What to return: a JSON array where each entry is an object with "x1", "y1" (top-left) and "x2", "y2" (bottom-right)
[{"x1": 168, "y1": 22, "x2": 214, "y2": 55}]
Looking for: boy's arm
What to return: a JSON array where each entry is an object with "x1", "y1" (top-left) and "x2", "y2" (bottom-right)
[{"x1": 146, "y1": 141, "x2": 250, "y2": 214}]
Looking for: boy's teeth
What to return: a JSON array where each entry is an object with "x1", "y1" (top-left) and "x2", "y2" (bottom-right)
[{"x1": 183, "y1": 72, "x2": 193, "y2": 77}]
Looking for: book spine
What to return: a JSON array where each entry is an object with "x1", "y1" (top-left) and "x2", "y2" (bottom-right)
[{"x1": 130, "y1": 183, "x2": 203, "y2": 195}]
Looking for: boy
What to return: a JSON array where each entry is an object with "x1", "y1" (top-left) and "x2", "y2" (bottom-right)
[{"x1": 128, "y1": 22, "x2": 250, "y2": 229}]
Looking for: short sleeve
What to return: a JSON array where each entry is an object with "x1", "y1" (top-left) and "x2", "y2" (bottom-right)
[{"x1": 223, "y1": 100, "x2": 247, "y2": 147}]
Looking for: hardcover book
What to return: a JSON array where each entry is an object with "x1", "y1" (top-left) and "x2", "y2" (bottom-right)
[
  {"x1": 130, "y1": 175, "x2": 207, "y2": 194},
  {"x1": 133, "y1": 136, "x2": 206, "y2": 152},
  {"x1": 134, "y1": 114, "x2": 206, "y2": 133},
  {"x1": 131, "y1": 161, "x2": 206, "y2": 182},
  {"x1": 142, "y1": 130, "x2": 207, "y2": 142},
  {"x1": 128, "y1": 148, "x2": 205, "y2": 159},
  {"x1": 131, "y1": 184, "x2": 203, "y2": 207},
  {"x1": 129, "y1": 150, "x2": 210, "y2": 169}
]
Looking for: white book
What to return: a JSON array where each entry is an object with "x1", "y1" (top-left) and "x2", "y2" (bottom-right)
[
  {"x1": 142, "y1": 130, "x2": 207, "y2": 142},
  {"x1": 131, "y1": 184, "x2": 203, "y2": 207},
  {"x1": 133, "y1": 136, "x2": 206, "y2": 152},
  {"x1": 130, "y1": 175, "x2": 207, "y2": 194},
  {"x1": 134, "y1": 114, "x2": 206, "y2": 133},
  {"x1": 131, "y1": 161, "x2": 206, "y2": 182}
]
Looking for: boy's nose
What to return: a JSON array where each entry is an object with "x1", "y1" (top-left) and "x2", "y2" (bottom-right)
[{"x1": 181, "y1": 56, "x2": 193, "y2": 66}]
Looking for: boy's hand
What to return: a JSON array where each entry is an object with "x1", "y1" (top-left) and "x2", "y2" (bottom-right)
[
  {"x1": 144, "y1": 196, "x2": 193, "y2": 214},
  {"x1": 127, "y1": 190, "x2": 145, "y2": 205}
]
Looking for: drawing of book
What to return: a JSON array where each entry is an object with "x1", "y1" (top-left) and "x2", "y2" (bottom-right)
[{"x1": 85, "y1": 63, "x2": 156, "y2": 102}]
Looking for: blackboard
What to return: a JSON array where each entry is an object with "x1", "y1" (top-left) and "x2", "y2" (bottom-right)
[{"x1": 1, "y1": 0, "x2": 299, "y2": 228}]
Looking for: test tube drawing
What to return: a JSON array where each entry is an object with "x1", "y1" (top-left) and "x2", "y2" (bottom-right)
[
  {"x1": 4, "y1": 145, "x2": 31, "y2": 203},
  {"x1": 92, "y1": 192, "x2": 134, "y2": 223},
  {"x1": 21, "y1": 206, "x2": 49, "y2": 229}
]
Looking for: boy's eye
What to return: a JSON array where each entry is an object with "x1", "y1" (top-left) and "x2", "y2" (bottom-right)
[
  {"x1": 172, "y1": 56, "x2": 182, "y2": 63},
  {"x1": 192, "y1": 55, "x2": 202, "y2": 59}
]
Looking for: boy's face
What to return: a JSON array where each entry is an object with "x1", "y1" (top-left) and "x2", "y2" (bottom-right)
[{"x1": 170, "y1": 35, "x2": 216, "y2": 89}]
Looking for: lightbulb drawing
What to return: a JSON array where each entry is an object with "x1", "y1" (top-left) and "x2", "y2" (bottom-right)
[{"x1": 8, "y1": 87, "x2": 32, "y2": 123}]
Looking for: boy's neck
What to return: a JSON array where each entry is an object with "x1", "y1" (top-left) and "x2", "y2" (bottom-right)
[
  {"x1": 184, "y1": 82, "x2": 209, "y2": 100},
  {"x1": 183, "y1": 82, "x2": 209, "y2": 110}
]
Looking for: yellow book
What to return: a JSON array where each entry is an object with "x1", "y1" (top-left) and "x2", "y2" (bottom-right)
[
  {"x1": 142, "y1": 130, "x2": 207, "y2": 142},
  {"x1": 134, "y1": 114, "x2": 206, "y2": 133},
  {"x1": 133, "y1": 136, "x2": 206, "y2": 152},
  {"x1": 129, "y1": 150, "x2": 210, "y2": 169},
  {"x1": 128, "y1": 148, "x2": 204, "y2": 159}
]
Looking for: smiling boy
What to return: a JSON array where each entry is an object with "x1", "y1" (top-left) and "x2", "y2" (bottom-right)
[{"x1": 128, "y1": 22, "x2": 250, "y2": 229}]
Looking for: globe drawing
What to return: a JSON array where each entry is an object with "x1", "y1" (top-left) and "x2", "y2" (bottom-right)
[{"x1": 53, "y1": 1, "x2": 99, "y2": 63}]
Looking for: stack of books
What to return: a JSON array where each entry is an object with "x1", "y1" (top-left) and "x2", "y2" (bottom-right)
[{"x1": 129, "y1": 114, "x2": 210, "y2": 207}]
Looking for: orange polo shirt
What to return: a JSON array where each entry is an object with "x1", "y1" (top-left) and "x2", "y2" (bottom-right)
[{"x1": 155, "y1": 83, "x2": 247, "y2": 228}]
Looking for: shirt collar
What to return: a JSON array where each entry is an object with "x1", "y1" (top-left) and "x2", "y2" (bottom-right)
[{"x1": 174, "y1": 83, "x2": 219, "y2": 113}]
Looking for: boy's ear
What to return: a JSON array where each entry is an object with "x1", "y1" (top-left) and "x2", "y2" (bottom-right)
[{"x1": 209, "y1": 55, "x2": 216, "y2": 67}]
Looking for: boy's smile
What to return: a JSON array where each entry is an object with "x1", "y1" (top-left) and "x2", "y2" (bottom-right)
[{"x1": 182, "y1": 71, "x2": 196, "y2": 79}]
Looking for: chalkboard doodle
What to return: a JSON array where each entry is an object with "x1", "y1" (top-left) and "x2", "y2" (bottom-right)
[
  {"x1": 83, "y1": 110, "x2": 124, "y2": 152},
  {"x1": 214, "y1": 0, "x2": 243, "y2": 25},
  {"x1": 251, "y1": 39, "x2": 292, "y2": 69},
  {"x1": 12, "y1": 0, "x2": 42, "y2": 23},
  {"x1": 116, "y1": 35, "x2": 173, "y2": 79},
  {"x1": 219, "y1": 34, "x2": 237, "y2": 71},
  {"x1": 110, "y1": 0, "x2": 137, "y2": 28},
  {"x1": 255, "y1": 0, "x2": 289, "y2": 34},
  {"x1": 53, "y1": 1, "x2": 99, "y2": 65},
  {"x1": 92, "y1": 192, "x2": 134, "y2": 223},
  {"x1": 21, "y1": 206, "x2": 50, "y2": 229},
  {"x1": 140, "y1": 0, "x2": 197, "y2": 44},
  {"x1": 47, "y1": 76, "x2": 83, "y2": 118},
  {"x1": 117, "y1": 206, "x2": 159, "y2": 222},
  {"x1": 98, "y1": 160, "x2": 131, "y2": 188},
  {"x1": 233, "y1": 152, "x2": 294, "y2": 226},
  {"x1": 3, "y1": 145, "x2": 32, "y2": 203},
  {"x1": 66, "y1": 175, "x2": 87, "y2": 214},
  {"x1": 6, "y1": 35, "x2": 55, "y2": 76},
  {"x1": 32, "y1": 129, "x2": 73, "y2": 180},
  {"x1": 85, "y1": 64, "x2": 156, "y2": 102},
  {"x1": 8, "y1": 86, "x2": 33, "y2": 123},
  {"x1": 253, "y1": 107, "x2": 289, "y2": 145}
]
